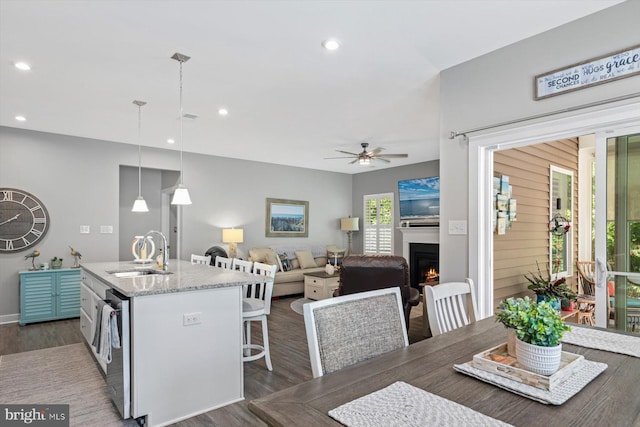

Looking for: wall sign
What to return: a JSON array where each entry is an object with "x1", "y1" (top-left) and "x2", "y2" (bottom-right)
[{"x1": 534, "y1": 45, "x2": 640, "y2": 100}]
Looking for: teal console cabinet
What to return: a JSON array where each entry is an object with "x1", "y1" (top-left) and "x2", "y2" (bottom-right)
[{"x1": 19, "y1": 269, "x2": 81, "y2": 325}]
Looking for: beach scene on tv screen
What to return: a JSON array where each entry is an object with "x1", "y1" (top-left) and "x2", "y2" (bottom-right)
[{"x1": 398, "y1": 177, "x2": 440, "y2": 220}]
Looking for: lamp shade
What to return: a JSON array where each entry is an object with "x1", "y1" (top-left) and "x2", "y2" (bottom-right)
[
  {"x1": 171, "y1": 185, "x2": 192, "y2": 205},
  {"x1": 341, "y1": 217, "x2": 359, "y2": 231},
  {"x1": 222, "y1": 228, "x2": 244, "y2": 243},
  {"x1": 131, "y1": 196, "x2": 149, "y2": 212}
]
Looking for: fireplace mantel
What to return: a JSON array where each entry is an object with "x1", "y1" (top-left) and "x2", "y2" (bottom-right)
[{"x1": 398, "y1": 227, "x2": 439, "y2": 263}]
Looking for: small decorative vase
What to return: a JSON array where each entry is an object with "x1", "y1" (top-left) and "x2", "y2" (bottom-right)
[
  {"x1": 507, "y1": 328, "x2": 517, "y2": 357},
  {"x1": 515, "y1": 337, "x2": 562, "y2": 375},
  {"x1": 51, "y1": 260, "x2": 63, "y2": 270},
  {"x1": 325, "y1": 263, "x2": 335, "y2": 275}
]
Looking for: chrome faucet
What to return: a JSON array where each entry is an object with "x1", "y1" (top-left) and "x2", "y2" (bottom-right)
[{"x1": 140, "y1": 230, "x2": 168, "y2": 271}]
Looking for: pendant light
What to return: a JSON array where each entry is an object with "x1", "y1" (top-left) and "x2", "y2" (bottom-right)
[
  {"x1": 171, "y1": 52, "x2": 192, "y2": 205},
  {"x1": 131, "y1": 100, "x2": 149, "y2": 212}
]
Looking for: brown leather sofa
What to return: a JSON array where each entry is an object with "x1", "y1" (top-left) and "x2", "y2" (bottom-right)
[{"x1": 336, "y1": 254, "x2": 420, "y2": 330}]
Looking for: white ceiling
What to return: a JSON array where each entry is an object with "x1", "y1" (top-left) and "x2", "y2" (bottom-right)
[{"x1": 0, "y1": 0, "x2": 624, "y2": 174}]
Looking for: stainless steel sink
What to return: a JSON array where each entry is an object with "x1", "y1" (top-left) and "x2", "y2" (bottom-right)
[{"x1": 108, "y1": 269, "x2": 173, "y2": 278}]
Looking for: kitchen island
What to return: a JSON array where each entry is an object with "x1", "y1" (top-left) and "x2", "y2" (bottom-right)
[{"x1": 80, "y1": 260, "x2": 263, "y2": 427}]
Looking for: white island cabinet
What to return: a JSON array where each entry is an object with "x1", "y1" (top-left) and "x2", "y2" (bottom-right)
[{"x1": 80, "y1": 261, "x2": 260, "y2": 427}]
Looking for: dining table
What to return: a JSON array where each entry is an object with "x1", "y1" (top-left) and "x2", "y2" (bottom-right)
[{"x1": 248, "y1": 317, "x2": 640, "y2": 426}]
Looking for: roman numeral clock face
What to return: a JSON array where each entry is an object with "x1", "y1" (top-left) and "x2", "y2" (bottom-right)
[{"x1": 0, "y1": 188, "x2": 50, "y2": 253}]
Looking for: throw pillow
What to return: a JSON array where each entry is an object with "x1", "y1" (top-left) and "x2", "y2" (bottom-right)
[
  {"x1": 295, "y1": 250, "x2": 317, "y2": 269},
  {"x1": 265, "y1": 251, "x2": 280, "y2": 268},
  {"x1": 279, "y1": 253, "x2": 292, "y2": 272},
  {"x1": 249, "y1": 247, "x2": 273, "y2": 263}
]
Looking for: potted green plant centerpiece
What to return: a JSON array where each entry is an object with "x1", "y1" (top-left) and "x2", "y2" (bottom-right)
[
  {"x1": 496, "y1": 296, "x2": 571, "y2": 375},
  {"x1": 495, "y1": 297, "x2": 534, "y2": 356},
  {"x1": 51, "y1": 257, "x2": 63, "y2": 269},
  {"x1": 525, "y1": 262, "x2": 577, "y2": 311}
]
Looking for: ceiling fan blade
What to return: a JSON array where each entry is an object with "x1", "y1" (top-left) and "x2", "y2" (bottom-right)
[
  {"x1": 369, "y1": 147, "x2": 384, "y2": 155},
  {"x1": 324, "y1": 156, "x2": 357, "y2": 159},
  {"x1": 375, "y1": 154, "x2": 408, "y2": 159},
  {"x1": 372, "y1": 157, "x2": 391, "y2": 163},
  {"x1": 335, "y1": 150, "x2": 359, "y2": 156},
  {"x1": 349, "y1": 158, "x2": 360, "y2": 164}
]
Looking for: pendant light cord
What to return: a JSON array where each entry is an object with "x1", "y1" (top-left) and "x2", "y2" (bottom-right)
[
  {"x1": 179, "y1": 60, "x2": 184, "y2": 185},
  {"x1": 138, "y1": 103, "x2": 143, "y2": 197}
]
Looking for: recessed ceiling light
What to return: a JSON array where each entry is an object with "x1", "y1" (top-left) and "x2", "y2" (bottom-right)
[
  {"x1": 218, "y1": 108, "x2": 228, "y2": 116},
  {"x1": 15, "y1": 115, "x2": 27, "y2": 122},
  {"x1": 322, "y1": 39, "x2": 340, "y2": 51},
  {"x1": 14, "y1": 62, "x2": 31, "y2": 71},
  {"x1": 167, "y1": 138, "x2": 175, "y2": 144}
]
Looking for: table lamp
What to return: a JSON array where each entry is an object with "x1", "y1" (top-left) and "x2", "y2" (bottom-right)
[
  {"x1": 222, "y1": 228, "x2": 243, "y2": 259},
  {"x1": 340, "y1": 217, "x2": 359, "y2": 255}
]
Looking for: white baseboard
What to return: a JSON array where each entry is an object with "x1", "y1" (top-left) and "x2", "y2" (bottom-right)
[{"x1": 0, "y1": 313, "x2": 20, "y2": 324}]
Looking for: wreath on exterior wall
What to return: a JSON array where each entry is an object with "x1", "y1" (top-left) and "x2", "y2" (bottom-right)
[{"x1": 549, "y1": 213, "x2": 571, "y2": 236}]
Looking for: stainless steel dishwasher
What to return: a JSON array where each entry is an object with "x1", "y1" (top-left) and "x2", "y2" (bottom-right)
[{"x1": 105, "y1": 289, "x2": 131, "y2": 419}]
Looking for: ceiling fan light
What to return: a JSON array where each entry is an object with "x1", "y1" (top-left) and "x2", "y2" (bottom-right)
[
  {"x1": 359, "y1": 158, "x2": 370, "y2": 165},
  {"x1": 132, "y1": 196, "x2": 149, "y2": 212}
]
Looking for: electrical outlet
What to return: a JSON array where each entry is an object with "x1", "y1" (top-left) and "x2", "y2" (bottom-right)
[
  {"x1": 100, "y1": 225, "x2": 113, "y2": 234},
  {"x1": 80, "y1": 225, "x2": 90, "y2": 234},
  {"x1": 183, "y1": 312, "x2": 202, "y2": 326}
]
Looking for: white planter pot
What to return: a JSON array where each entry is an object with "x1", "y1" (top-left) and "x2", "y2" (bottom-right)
[{"x1": 515, "y1": 338, "x2": 562, "y2": 376}]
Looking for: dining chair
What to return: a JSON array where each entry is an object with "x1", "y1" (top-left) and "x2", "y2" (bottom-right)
[
  {"x1": 425, "y1": 278, "x2": 478, "y2": 337},
  {"x1": 214, "y1": 255, "x2": 233, "y2": 269},
  {"x1": 190, "y1": 254, "x2": 211, "y2": 265},
  {"x1": 303, "y1": 287, "x2": 408, "y2": 378},
  {"x1": 243, "y1": 262, "x2": 277, "y2": 370},
  {"x1": 233, "y1": 258, "x2": 253, "y2": 273}
]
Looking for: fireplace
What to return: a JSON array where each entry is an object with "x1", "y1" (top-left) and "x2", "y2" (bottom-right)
[{"x1": 409, "y1": 243, "x2": 439, "y2": 290}]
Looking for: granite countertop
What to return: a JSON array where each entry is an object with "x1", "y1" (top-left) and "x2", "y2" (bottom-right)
[{"x1": 81, "y1": 260, "x2": 263, "y2": 297}]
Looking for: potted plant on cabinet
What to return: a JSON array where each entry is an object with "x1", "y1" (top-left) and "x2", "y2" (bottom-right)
[
  {"x1": 51, "y1": 257, "x2": 63, "y2": 269},
  {"x1": 496, "y1": 296, "x2": 571, "y2": 375},
  {"x1": 525, "y1": 261, "x2": 577, "y2": 311}
]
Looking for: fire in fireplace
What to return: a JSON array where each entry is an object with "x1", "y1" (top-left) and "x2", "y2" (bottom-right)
[{"x1": 409, "y1": 243, "x2": 439, "y2": 290}]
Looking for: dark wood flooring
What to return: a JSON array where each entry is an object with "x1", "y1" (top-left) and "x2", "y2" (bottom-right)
[{"x1": 0, "y1": 295, "x2": 427, "y2": 426}]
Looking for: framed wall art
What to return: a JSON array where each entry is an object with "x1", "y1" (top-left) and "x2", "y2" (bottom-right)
[{"x1": 265, "y1": 198, "x2": 309, "y2": 237}]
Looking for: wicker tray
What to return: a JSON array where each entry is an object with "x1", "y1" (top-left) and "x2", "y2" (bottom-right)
[{"x1": 471, "y1": 343, "x2": 584, "y2": 391}]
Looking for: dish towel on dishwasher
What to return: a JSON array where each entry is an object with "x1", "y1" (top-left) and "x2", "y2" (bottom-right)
[{"x1": 91, "y1": 303, "x2": 121, "y2": 363}]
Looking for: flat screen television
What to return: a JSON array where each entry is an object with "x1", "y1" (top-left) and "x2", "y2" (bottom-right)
[{"x1": 398, "y1": 176, "x2": 440, "y2": 223}]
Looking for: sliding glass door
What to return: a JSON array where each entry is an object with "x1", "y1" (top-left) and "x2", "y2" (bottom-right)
[{"x1": 595, "y1": 127, "x2": 640, "y2": 332}]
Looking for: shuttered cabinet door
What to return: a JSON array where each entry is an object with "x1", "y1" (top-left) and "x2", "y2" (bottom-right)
[
  {"x1": 20, "y1": 272, "x2": 56, "y2": 325},
  {"x1": 57, "y1": 270, "x2": 81, "y2": 318}
]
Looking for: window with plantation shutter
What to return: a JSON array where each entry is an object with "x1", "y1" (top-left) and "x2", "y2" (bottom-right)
[{"x1": 363, "y1": 193, "x2": 394, "y2": 254}]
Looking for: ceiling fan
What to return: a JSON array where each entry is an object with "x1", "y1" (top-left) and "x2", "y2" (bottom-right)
[{"x1": 325, "y1": 142, "x2": 408, "y2": 165}]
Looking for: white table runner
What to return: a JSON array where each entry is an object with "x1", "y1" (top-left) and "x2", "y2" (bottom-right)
[
  {"x1": 454, "y1": 359, "x2": 607, "y2": 405},
  {"x1": 561, "y1": 325, "x2": 640, "y2": 358},
  {"x1": 328, "y1": 381, "x2": 512, "y2": 427}
]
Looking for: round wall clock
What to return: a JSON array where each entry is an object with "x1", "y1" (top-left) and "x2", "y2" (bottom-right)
[{"x1": 0, "y1": 188, "x2": 50, "y2": 253}]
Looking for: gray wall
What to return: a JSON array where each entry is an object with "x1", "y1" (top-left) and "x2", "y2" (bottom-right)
[
  {"x1": 439, "y1": 0, "x2": 640, "y2": 282},
  {"x1": 118, "y1": 166, "x2": 180, "y2": 261},
  {"x1": 351, "y1": 161, "x2": 439, "y2": 255},
  {"x1": 0, "y1": 126, "x2": 352, "y2": 319}
]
